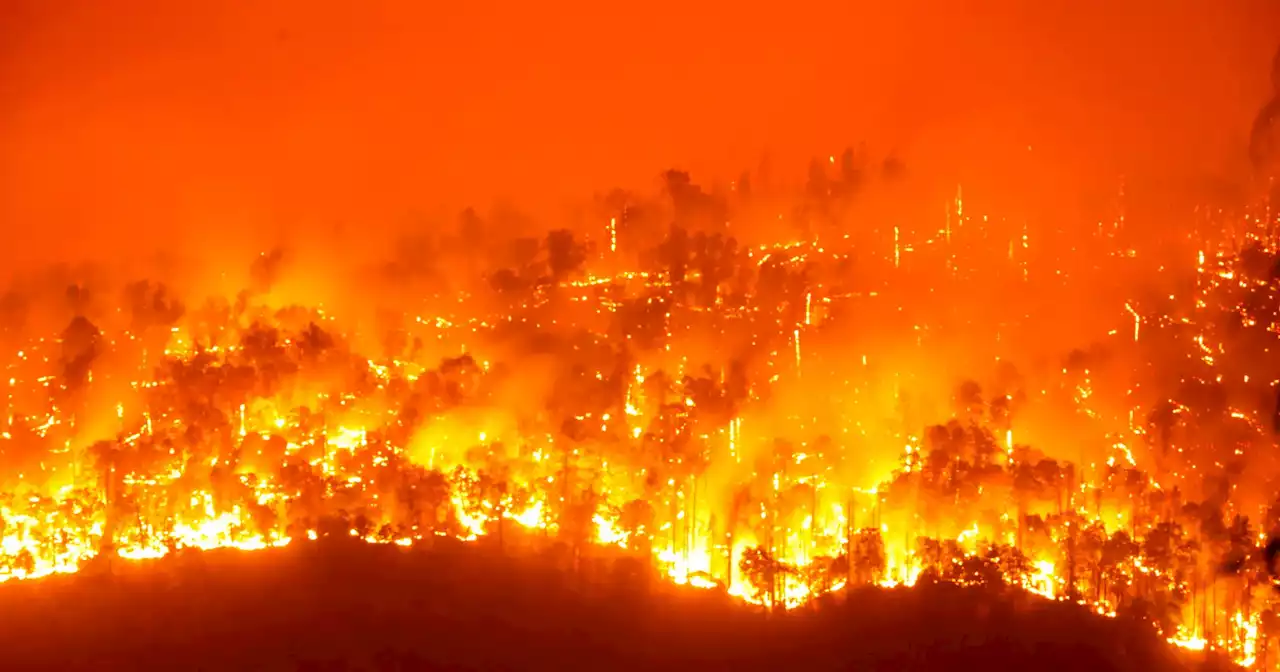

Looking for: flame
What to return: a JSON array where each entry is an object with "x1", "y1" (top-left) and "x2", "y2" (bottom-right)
[{"x1": 2, "y1": 175, "x2": 1280, "y2": 669}]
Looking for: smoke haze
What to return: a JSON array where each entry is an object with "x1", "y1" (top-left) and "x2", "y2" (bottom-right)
[{"x1": 1, "y1": 0, "x2": 1277, "y2": 272}]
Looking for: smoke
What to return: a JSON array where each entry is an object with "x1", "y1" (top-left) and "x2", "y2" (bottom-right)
[
  {"x1": 0, "y1": 0, "x2": 1276, "y2": 539},
  {"x1": 0, "y1": 0, "x2": 1277, "y2": 278},
  {"x1": 1250, "y1": 46, "x2": 1280, "y2": 184}
]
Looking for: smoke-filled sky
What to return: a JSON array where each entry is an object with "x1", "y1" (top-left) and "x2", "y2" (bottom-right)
[{"x1": 1, "y1": 0, "x2": 1277, "y2": 271}]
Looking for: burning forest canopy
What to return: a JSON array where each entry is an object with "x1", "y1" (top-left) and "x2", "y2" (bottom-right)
[
  {"x1": 3, "y1": 153, "x2": 1280, "y2": 669},
  {"x1": 5, "y1": 2, "x2": 1280, "y2": 671}
]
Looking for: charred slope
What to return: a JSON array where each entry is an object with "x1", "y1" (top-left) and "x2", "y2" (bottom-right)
[{"x1": 0, "y1": 540, "x2": 1216, "y2": 672}]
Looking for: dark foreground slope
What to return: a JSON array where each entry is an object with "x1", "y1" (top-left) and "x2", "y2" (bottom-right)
[{"x1": 0, "y1": 539, "x2": 1221, "y2": 672}]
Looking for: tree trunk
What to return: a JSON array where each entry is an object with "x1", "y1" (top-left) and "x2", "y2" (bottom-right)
[
  {"x1": 846, "y1": 496, "x2": 854, "y2": 590},
  {"x1": 726, "y1": 529, "x2": 735, "y2": 591}
]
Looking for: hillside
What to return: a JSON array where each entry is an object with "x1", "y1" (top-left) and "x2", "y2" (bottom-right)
[{"x1": 0, "y1": 539, "x2": 1222, "y2": 672}]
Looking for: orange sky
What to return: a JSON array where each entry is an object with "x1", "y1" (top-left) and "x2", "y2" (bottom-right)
[{"x1": 1, "y1": 0, "x2": 1277, "y2": 270}]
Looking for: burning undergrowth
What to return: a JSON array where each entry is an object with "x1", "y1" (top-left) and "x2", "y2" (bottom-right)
[{"x1": 0, "y1": 151, "x2": 1278, "y2": 669}]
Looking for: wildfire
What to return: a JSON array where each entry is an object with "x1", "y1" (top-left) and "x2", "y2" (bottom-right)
[{"x1": 2, "y1": 165, "x2": 1280, "y2": 671}]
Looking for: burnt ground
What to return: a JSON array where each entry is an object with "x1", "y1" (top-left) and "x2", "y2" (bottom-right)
[{"x1": 0, "y1": 537, "x2": 1226, "y2": 672}]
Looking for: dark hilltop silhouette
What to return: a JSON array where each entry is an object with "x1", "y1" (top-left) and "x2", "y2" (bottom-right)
[{"x1": 0, "y1": 538, "x2": 1229, "y2": 672}]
